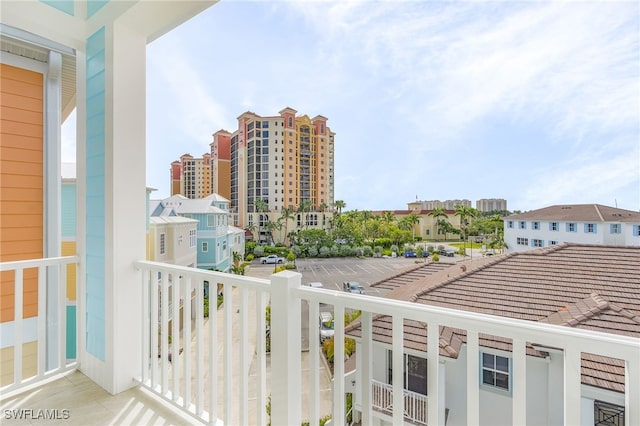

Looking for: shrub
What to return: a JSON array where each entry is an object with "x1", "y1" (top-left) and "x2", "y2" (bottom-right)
[
  {"x1": 432, "y1": 253, "x2": 440, "y2": 262},
  {"x1": 286, "y1": 250, "x2": 296, "y2": 263},
  {"x1": 308, "y1": 246, "x2": 319, "y2": 257},
  {"x1": 319, "y1": 246, "x2": 331, "y2": 257},
  {"x1": 254, "y1": 245, "x2": 265, "y2": 257},
  {"x1": 437, "y1": 245, "x2": 445, "y2": 252},
  {"x1": 330, "y1": 245, "x2": 340, "y2": 257},
  {"x1": 245, "y1": 253, "x2": 254, "y2": 262},
  {"x1": 427, "y1": 245, "x2": 435, "y2": 253},
  {"x1": 362, "y1": 246, "x2": 373, "y2": 257},
  {"x1": 390, "y1": 244, "x2": 399, "y2": 254},
  {"x1": 291, "y1": 245, "x2": 302, "y2": 257}
]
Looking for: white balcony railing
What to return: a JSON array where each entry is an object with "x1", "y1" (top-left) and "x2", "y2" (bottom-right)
[
  {"x1": 371, "y1": 379, "x2": 428, "y2": 425},
  {"x1": 2, "y1": 257, "x2": 639, "y2": 426},
  {"x1": 0, "y1": 256, "x2": 79, "y2": 396}
]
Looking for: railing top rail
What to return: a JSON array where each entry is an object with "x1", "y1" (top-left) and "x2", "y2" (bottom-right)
[
  {"x1": 296, "y1": 286, "x2": 640, "y2": 359},
  {"x1": 134, "y1": 260, "x2": 271, "y2": 291},
  {"x1": 0, "y1": 255, "x2": 80, "y2": 271}
]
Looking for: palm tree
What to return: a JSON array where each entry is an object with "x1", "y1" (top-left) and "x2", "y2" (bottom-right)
[
  {"x1": 298, "y1": 200, "x2": 312, "y2": 229},
  {"x1": 427, "y1": 207, "x2": 448, "y2": 241},
  {"x1": 406, "y1": 212, "x2": 420, "y2": 242},
  {"x1": 255, "y1": 199, "x2": 268, "y2": 245},
  {"x1": 280, "y1": 207, "x2": 295, "y2": 246},
  {"x1": 380, "y1": 210, "x2": 395, "y2": 224},
  {"x1": 334, "y1": 200, "x2": 346, "y2": 214},
  {"x1": 454, "y1": 205, "x2": 479, "y2": 257}
]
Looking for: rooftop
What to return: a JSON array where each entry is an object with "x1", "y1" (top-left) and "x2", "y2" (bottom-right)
[
  {"x1": 347, "y1": 243, "x2": 640, "y2": 394},
  {"x1": 506, "y1": 204, "x2": 640, "y2": 222}
]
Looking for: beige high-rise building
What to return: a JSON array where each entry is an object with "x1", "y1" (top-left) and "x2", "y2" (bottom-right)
[
  {"x1": 229, "y1": 107, "x2": 335, "y2": 238},
  {"x1": 170, "y1": 107, "x2": 335, "y2": 243},
  {"x1": 170, "y1": 153, "x2": 211, "y2": 199},
  {"x1": 476, "y1": 198, "x2": 507, "y2": 212}
]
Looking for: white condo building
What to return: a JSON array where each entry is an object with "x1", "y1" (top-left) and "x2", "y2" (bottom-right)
[{"x1": 503, "y1": 204, "x2": 640, "y2": 253}]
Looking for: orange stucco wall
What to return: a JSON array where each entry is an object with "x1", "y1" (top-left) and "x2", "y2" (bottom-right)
[{"x1": 0, "y1": 63, "x2": 44, "y2": 323}]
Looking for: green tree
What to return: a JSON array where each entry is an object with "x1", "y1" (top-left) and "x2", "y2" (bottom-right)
[
  {"x1": 255, "y1": 199, "x2": 269, "y2": 245},
  {"x1": 334, "y1": 200, "x2": 346, "y2": 214},
  {"x1": 454, "y1": 205, "x2": 479, "y2": 257},
  {"x1": 280, "y1": 207, "x2": 295, "y2": 246},
  {"x1": 427, "y1": 207, "x2": 448, "y2": 241}
]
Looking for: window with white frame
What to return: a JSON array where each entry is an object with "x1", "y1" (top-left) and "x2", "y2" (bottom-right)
[
  {"x1": 531, "y1": 239, "x2": 543, "y2": 247},
  {"x1": 207, "y1": 214, "x2": 214, "y2": 227},
  {"x1": 202, "y1": 241, "x2": 208, "y2": 252},
  {"x1": 518, "y1": 221, "x2": 526, "y2": 229},
  {"x1": 549, "y1": 222, "x2": 559, "y2": 231},
  {"x1": 159, "y1": 233, "x2": 166, "y2": 255},
  {"x1": 481, "y1": 352, "x2": 510, "y2": 391},
  {"x1": 189, "y1": 229, "x2": 196, "y2": 247},
  {"x1": 610, "y1": 224, "x2": 621, "y2": 234},
  {"x1": 516, "y1": 237, "x2": 529, "y2": 245},
  {"x1": 532, "y1": 221, "x2": 540, "y2": 230}
]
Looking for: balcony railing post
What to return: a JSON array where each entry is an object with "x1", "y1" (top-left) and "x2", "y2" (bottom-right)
[{"x1": 270, "y1": 270, "x2": 302, "y2": 426}]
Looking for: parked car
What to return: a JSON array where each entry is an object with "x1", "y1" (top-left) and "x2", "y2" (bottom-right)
[
  {"x1": 403, "y1": 251, "x2": 417, "y2": 258},
  {"x1": 439, "y1": 249, "x2": 455, "y2": 257},
  {"x1": 260, "y1": 255, "x2": 285, "y2": 264},
  {"x1": 308, "y1": 282, "x2": 324, "y2": 289},
  {"x1": 343, "y1": 281, "x2": 365, "y2": 294},
  {"x1": 319, "y1": 312, "x2": 334, "y2": 342}
]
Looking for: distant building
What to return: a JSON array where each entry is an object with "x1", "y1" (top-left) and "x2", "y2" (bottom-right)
[
  {"x1": 210, "y1": 129, "x2": 232, "y2": 201},
  {"x1": 148, "y1": 216, "x2": 198, "y2": 267},
  {"x1": 170, "y1": 107, "x2": 335, "y2": 244},
  {"x1": 408, "y1": 199, "x2": 472, "y2": 211},
  {"x1": 476, "y1": 198, "x2": 507, "y2": 212},
  {"x1": 170, "y1": 153, "x2": 211, "y2": 199},
  {"x1": 503, "y1": 204, "x2": 640, "y2": 253}
]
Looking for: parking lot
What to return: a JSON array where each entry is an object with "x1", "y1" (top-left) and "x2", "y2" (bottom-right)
[
  {"x1": 247, "y1": 256, "x2": 432, "y2": 351},
  {"x1": 250, "y1": 256, "x2": 426, "y2": 296}
]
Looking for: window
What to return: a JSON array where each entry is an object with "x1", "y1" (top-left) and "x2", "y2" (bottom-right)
[
  {"x1": 518, "y1": 221, "x2": 526, "y2": 229},
  {"x1": 159, "y1": 233, "x2": 166, "y2": 255},
  {"x1": 532, "y1": 221, "x2": 540, "y2": 230},
  {"x1": 549, "y1": 222, "x2": 559, "y2": 231},
  {"x1": 507, "y1": 221, "x2": 514, "y2": 229},
  {"x1": 584, "y1": 223, "x2": 597, "y2": 233},
  {"x1": 387, "y1": 351, "x2": 427, "y2": 395},
  {"x1": 481, "y1": 352, "x2": 510, "y2": 391},
  {"x1": 594, "y1": 400, "x2": 625, "y2": 426},
  {"x1": 531, "y1": 239, "x2": 543, "y2": 247},
  {"x1": 549, "y1": 240, "x2": 558, "y2": 246},
  {"x1": 610, "y1": 224, "x2": 621, "y2": 234},
  {"x1": 517, "y1": 237, "x2": 529, "y2": 246},
  {"x1": 634, "y1": 225, "x2": 640, "y2": 236},
  {"x1": 567, "y1": 223, "x2": 577, "y2": 232},
  {"x1": 207, "y1": 215, "x2": 215, "y2": 227},
  {"x1": 202, "y1": 242, "x2": 208, "y2": 252},
  {"x1": 189, "y1": 230, "x2": 196, "y2": 247}
]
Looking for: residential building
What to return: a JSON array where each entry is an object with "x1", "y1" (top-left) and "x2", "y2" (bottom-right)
[
  {"x1": 150, "y1": 193, "x2": 244, "y2": 271},
  {"x1": 346, "y1": 243, "x2": 639, "y2": 426},
  {"x1": 210, "y1": 129, "x2": 231, "y2": 201},
  {"x1": 172, "y1": 108, "x2": 335, "y2": 242},
  {"x1": 504, "y1": 204, "x2": 640, "y2": 253},
  {"x1": 148, "y1": 217, "x2": 198, "y2": 267},
  {"x1": 408, "y1": 199, "x2": 472, "y2": 211},
  {"x1": 170, "y1": 153, "x2": 211, "y2": 199},
  {"x1": 476, "y1": 198, "x2": 507, "y2": 212}
]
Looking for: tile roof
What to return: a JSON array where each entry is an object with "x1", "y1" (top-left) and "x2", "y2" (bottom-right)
[
  {"x1": 346, "y1": 243, "x2": 640, "y2": 394},
  {"x1": 505, "y1": 204, "x2": 640, "y2": 223}
]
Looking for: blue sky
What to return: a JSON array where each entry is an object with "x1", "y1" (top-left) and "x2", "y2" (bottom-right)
[{"x1": 63, "y1": 1, "x2": 640, "y2": 212}]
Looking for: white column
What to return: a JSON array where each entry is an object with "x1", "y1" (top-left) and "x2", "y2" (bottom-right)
[
  {"x1": 79, "y1": 18, "x2": 146, "y2": 394},
  {"x1": 361, "y1": 311, "x2": 373, "y2": 425},
  {"x1": 564, "y1": 347, "x2": 581, "y2": 425},
  {"x1": 467, "y1": 329, "x2": 480, "y2": 425},
  {"x1": 270, "y1": 271, "x2": 302, "y2": 425},
  {"x1": 512, "y1": 338, "x2": 527, "y2": 425},
  {"x1": 427, "y1": 321, "x2": 440, "y2": 425},
  {"x1": 45, "y1": 50, "x2": 62, "y2": 370}
]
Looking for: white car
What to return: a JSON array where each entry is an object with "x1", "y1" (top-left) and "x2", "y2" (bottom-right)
[
  {"x1": 308, "y1": 282, "x2": 324, "y2": 289},
  {"x1": 319, "y1": 312, "x2": 334, "y2": 342}
]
